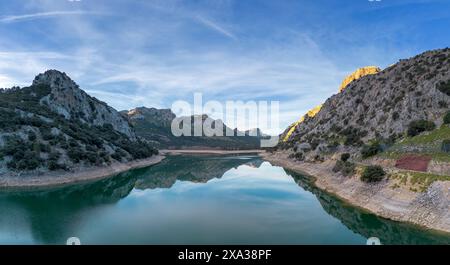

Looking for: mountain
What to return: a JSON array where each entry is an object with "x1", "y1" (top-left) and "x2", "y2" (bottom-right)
[
  {"x1": 338, "y1": 66, "x2": 381, "y2": 92},
  {"x1": 0, "y1": 70, "x2": 157, "y2": 174},
  {"x1": 279, "y1": 48, "x2": 450, "y2": 162},
  {"x1": 282, "y1": 66, "x2": 381, "y2": 143},
  {"x1": 123, "y1": 107, "x2": 263, "y2": 149}
]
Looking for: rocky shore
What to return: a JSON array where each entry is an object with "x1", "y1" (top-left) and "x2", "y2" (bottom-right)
[
  {"x1": 160, "y1": 149, "x2": 264, "y2": 155},
  {"x1": 261, "y1": 152, "x2": 450, "y2": 234},
  {"x1": 0, "y1": 155, "x2": 165, "y2": 190}
]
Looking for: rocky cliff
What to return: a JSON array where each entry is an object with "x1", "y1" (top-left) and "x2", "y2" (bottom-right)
[
  {"x1": 35, "y1": 70, "x2": 135, "y2": 139},
  {"x1": 282, "y1": 66, "x2": 381, "y2": 143},
  {"x1": 281, "y1": 48, "x2": 450, "y2": 161},
  {"x1": 0, "y1": 70, "x2": 157, "y2": 175},
  {"x1": 339, "y1": 66, "x2": 381, "y2": 92}
]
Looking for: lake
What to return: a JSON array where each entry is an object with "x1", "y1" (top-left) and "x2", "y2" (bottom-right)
[{"x1": 0, "y1": 155, "x2": 448, "y2": 245}]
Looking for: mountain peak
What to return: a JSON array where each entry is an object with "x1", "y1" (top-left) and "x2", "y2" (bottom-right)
[
  {"x1": 339, "y1": 66, "x2": 381, "y2": 92},
  {"x1": 33, "y1": 69, "x2": 78, "y2": 91}
]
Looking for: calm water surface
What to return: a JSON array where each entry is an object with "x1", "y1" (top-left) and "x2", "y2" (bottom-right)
[{"x1": 0, "y1": 155, "x2": 448, "y2": 245}]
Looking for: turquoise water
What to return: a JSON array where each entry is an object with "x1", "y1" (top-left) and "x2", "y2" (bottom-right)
[{"x1": 0, "y1": 155, "x2": 448, "y2": 245}]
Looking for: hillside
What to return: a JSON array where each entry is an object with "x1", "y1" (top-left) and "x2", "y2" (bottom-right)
[
  {"x1": 0, "y1": 70, "x2": 157, "y2": 175},
  {"x1": 280, "y1": 48, "x2": 450, "y2": 163},
  {"x1": 123, "y1": 107, "x2": 263, "y2": 149}
]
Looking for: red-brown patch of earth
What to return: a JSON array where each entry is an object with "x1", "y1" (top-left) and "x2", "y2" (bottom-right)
[{"x1": 395, "y1": 155, "x2": 431, "y2": 172}]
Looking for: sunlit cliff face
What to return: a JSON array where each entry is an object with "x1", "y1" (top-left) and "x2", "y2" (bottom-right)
[
  {"x1": 338, "y1": 66, "x2": 381, "y2": 92},
  {"x1": 283, "y1": 104, "x2": 323, "y2": 142},
  {"x1": 282, "y1": 66, "x2": 381, "y2": 142}
]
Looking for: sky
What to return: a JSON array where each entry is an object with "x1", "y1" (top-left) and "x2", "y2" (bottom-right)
[{"x1": 0, "y1": 0, "x2": 450, "y2": 134}]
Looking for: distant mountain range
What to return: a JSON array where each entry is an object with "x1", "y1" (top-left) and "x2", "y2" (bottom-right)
[
  {"x1": 0, "y1": 70, "x2": 263, "y2": 175},
  {"x1": 122, "y1": 107, "x2": 263, "y2": 149}
]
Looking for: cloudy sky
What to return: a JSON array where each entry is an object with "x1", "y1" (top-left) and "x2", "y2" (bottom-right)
[{"x1": 1, "y1": 0, "x2": 450, "y2": 133}]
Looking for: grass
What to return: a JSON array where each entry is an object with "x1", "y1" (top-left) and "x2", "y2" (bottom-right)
[
  {"x1": 389, "y1": 171, "x2": 450, "y2": 192},
  {"x1": 378, "y1": 125, "x2": 450, "y2": 162},
  {"x1": 396, "y1": 125, "x2": 450, "y2": 146},
  {"x1": 380, "y1": 151, "x2": 450, "y2": 162}
]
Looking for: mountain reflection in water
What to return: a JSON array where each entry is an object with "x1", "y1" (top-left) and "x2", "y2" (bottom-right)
[{"x1": 0, "y1": 155, "x2": 448, "y2": 245}]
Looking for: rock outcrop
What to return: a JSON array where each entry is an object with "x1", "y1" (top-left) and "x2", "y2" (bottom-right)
[
  {"x1": 282, "y1": 48, "x2": 450, "y2": 158},
  {"x1": 282, "y1": 66, "x2": 380, "y2": 143},
  {"x1": 35, "y1": 70, "x2": 135, "y2": 139},
  {"x1": 339, "y1": 66, "x2": 381, "y2": 92},
  {"x1": 0, "y1": 70, "x2": 157, "y2": 175}
]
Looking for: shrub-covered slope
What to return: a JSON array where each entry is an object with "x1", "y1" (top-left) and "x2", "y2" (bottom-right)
[
  {"x1": 280, "y1": 48, "x2": 450, "y2": 161},
  {"x1": 0, "y1": 70, "x2": 157, "y2": 174}
]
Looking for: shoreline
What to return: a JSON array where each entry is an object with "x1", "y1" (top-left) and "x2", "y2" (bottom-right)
[
  {"x1": 260, "y1": 152, "x2": 450, "y2": 234},
  {"x1": 0, "y1": 155, "x2": 165, "y2": 190},
  {"x1": 160, "y1": 149, "x2": 264, "y2": 155}
]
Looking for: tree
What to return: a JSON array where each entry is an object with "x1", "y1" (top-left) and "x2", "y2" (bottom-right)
[
  {"x1": 444, "y1": 111, "x2": 450, "y2": 124},
  {"x1": 437, "y1": 80, "x2": 450, "y2": 96},
  {"x1": 361, "y1": 166, "x2": 385, "y2": 183},
  {"x1": 341, "y1": 153, "x2": 350, "y2": 162},
  {"x1": 407, "y1": 120, "x2": 436, "y2": 137},
  {"x1": 442, "y1": 139, "x2": 450, "y2": 153},
  {"x1": 361, "y1": 142, "x2": 381, "y2": 158}
]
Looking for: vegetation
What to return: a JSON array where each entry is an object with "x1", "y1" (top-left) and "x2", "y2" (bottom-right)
[
  {"x1": 395, "y1": 124, "x2": 450, "y2": 146},
  {"x1": 361, "y1": 165, "x2": 385, "y2": 183},
  {"x1": 436, "y1": 80, "x2": 450, "y2": 96},
  {"x1": 390, "y1": 171, "x2": 450, "y2": 192},
  {"x1": 407, "y1": 120, "x2": 436, "y2": 137},
  {"x1": 361, "y1": 142, "x2": 381, "y2": 159},
  {"x1": 442, "y1": 139, "x2": 450, "y2": 153},
  {"x1": 332, "y1": 160, "x2": 355, "y2": 176},
  {"x1": 289, "y1": 152, "x2": 304, "y2": 161},
  {"x1": 444, "y1": 111, "x2": 450, "y2": 124},
  {"x1": 340, "y1": 153, "x2": 350, "y2": 162},
  {"x1": 0, "y1": 84, "x2": 158, "y2": 172},
  {"x1": 340, "y1": 127, "x2": 364, "y2": 146}
]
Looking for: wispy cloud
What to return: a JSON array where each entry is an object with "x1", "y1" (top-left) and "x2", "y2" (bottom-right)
[
  {"x1": 195, "y1": 15, "x2": 237, "y2": 40},
  {"x1": 0, "y1": 11, "x2": 103, "y2": 23},
  {"x1": 1, "y1": 0, "x2": 446, "y2": 133}
]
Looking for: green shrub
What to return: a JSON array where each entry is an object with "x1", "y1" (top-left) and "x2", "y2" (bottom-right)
[
  {"x1": 442, "y1": 139, "x2": 450, "y2": 153},
  {"x1": 361, "y1": 165, "x2": 385, "y2": 183},
  {"x1": 68, "y1": 147, "x2": 84, "y2": 163},
  {"x1": 294, "y1": 152, "x2": 304, "y2": 161},
  {"x1": 48, "y1": 160, "x2": 67, "y2": 171},
  {"x1": 333, "y1": 160, "x2": 355, "y2": 176},
  {"x1": 436, "y1": 80, "x2": 450, "y2": 96},
  {"x1": 361, "y1": 142, "x2": 381, "y2": 158},
  {"x1": 407, "y1": 120, "x2": 436, "y2": 137},
  {"x1": 341, "y1": 153, "x2": 350, "y2": 162},
  {"x1": 392, "y1": 112, "x2": 400, "y2": 121},
  {"x1": 444, "y1": 111, "x2": 450, "y2": 124},
  {"x1": 48, "y1": 152, "x2": 60, "y2": 162},
  {"x1": 27, "y1": 131, "x2": 37, "y2": 141}
]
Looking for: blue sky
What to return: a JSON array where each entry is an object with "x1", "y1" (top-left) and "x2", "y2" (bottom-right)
[{"x1": 1, "y1": 0, "x2": 450, "y2": 133}]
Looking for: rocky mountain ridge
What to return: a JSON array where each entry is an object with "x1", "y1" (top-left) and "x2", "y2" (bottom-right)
[
  {"x1": 281, "y1": 48, "x2": 450, "y2": 161},
  {"x1": 34, "y1": 70, "x2": 135, "y2": 139},
  {"x1": 124, "y1": 106, "x2": 263, "y2": 149},
  {"x1": 0, "y1": 70, "x2": 157, "y2": 174}
]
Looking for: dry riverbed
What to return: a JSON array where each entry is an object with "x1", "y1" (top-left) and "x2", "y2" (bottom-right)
[
  {"x1": 0, "y1": 155, "x2": 165, "y2": 190},
  {"x1": 261, "y1": 152, "x2": 450, "y2": 234}
]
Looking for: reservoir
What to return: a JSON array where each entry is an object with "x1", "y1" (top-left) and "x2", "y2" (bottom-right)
[{"x1": 0, "y1": 155, "x2": 448, "y2": 245}]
